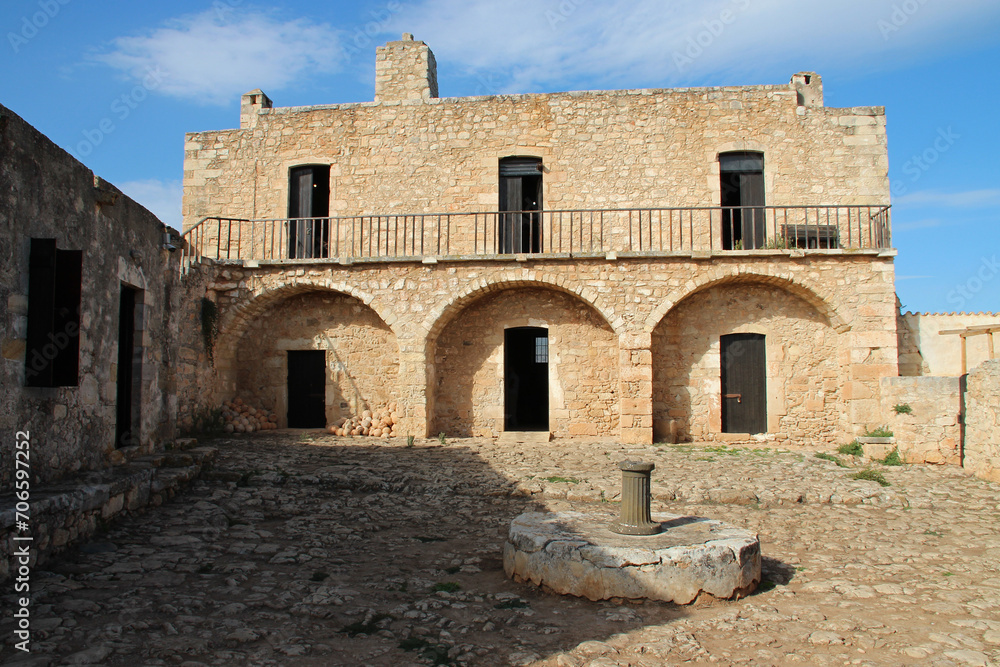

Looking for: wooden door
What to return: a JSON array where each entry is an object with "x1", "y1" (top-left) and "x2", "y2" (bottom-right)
[
  {"x1": 721, "y1": 333, "x2": 766, "y2": 434},
  {"x1": 287, "y1": 350, "x2": 326, "y2": 428},
  {"x1": 288, "y1": 165, "x2": 330, "y2": 258}
]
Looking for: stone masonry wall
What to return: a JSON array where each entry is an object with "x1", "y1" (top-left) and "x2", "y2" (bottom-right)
[
  {"x1": 184, "y1": 67, "x2": 888, "y2": 233},
  {"x1": 653, "y1": 282, "x2": 846, "y2": 446},
  {"x1": 878, "y1": 376, "x2": 962, "y2": 465},
  {"x1": 0, "y1": 103, "x2": 177, "y2": 491},
  {"x1": 234, "y1": 291, "x2": 399, "y2": 426},
  {"x1": 433, "y1": 287, "x2": 618, "y2": 438},
  {"x1": 897, "y1": 311, "x2": 998, "y2": 376},
  {"x1": 171, "y1": 252, "x2": 897, "y2": 445},
  {"x1": 964, "y1": 359, "x2": 1000, "y2": 483}
]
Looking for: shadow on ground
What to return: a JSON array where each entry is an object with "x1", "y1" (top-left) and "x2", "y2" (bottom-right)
[{"x1": 0, "y1": 433, "x2": 732, "y2": 666}]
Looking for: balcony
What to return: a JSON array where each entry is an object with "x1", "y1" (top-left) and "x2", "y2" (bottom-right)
[{"x1": 180, "y1": 204, "x2": 891, "y2": 270}]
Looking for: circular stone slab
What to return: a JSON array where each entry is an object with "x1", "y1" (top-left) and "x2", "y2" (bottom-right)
[{"x1": 503, "y1": 510, "x2": 760, "y2": 604}]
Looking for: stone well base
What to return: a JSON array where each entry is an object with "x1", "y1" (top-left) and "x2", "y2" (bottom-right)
[{"x1": 503, "y1": 510, "x2": 760, "y2": 604}]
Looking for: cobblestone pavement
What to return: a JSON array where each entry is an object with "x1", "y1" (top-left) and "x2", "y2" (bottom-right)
[{"x1": 2, "y1": 433, "x2": 999, "y2": 666}]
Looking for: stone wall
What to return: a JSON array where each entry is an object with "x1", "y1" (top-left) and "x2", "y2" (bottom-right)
[
  {"x1": 653, "y1": 282, "x2": 846, "y2": 446},
  {"x1": 964, "y1": 359, "x2": 1000, "y2": 483},
  {"x1": 433, "y1": 287, "x2": 618, "y2": 438},
  {"x1": 878, "y1": 376, "x2": 962, "y2": 465},
  {"x1": 170, "y1": 252, "x2": 898, "y2": 445},
  {"x1": 0, "y1": 103, "x2": 177, "y2": 491},
  {"x1": 183, "y1": 44, "x2": 888, "y2": 231},
  {"x1": 897, "y1": 311, "x2": 998, "y2": 376}
]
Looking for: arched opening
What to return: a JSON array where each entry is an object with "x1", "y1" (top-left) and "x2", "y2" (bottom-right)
[
  {"x1": 231, "y1": 290, "x2": 398, "y2": 428},
  {"x1": 652, "y1": 280, "x2": 846, "y2": 445},
  {"x1": 431, "y1": 286, "x2": 617, "y2": 438}
]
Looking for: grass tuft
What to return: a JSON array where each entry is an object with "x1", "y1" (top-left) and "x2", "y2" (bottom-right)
[
  {"x1": 837, "y1": 441, "x2": 864, "y2": 457},
  {"x1": 881, "y1": 448, "x2": 903, "y2": 466},
  {"x1": 815, "y1": 452, "x2": 847, "y2": 467},
  {"x1": 851, "y1": 469, "x2": 890, "y2": 487}
]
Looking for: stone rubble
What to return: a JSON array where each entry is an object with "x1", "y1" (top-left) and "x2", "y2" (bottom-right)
[{"x1": 0, "y1": 433, "x2": 997, "y2": 666}]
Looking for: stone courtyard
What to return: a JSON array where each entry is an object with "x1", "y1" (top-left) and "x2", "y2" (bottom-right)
[{"x1": 2, "y1": 433, "x2": 998, "y2": 666}]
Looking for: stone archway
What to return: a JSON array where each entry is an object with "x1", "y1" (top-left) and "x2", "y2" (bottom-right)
[
  {"x1": 222, "y1": 287, "x2": 399, "y2": 429},
  {"x1": 430, "y1": 284, "x2": 619, "y2": 438},
  {"x1": 651, "y1": 277, "x2": 848, "y2": 446}
]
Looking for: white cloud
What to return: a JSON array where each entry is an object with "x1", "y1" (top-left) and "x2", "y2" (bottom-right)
[
  {"x1": 118, "y1": 179, "x2": 183, "y2": 229},
  {"x1": 93, "y1": 10, "x2": 342, "y2": 105},
  {"x1": 386, "y1": 0, "x2": 1000, "y2": 91},
  {"x1": 894, "y1": 189, "x2": 1000, "y2": 209}
]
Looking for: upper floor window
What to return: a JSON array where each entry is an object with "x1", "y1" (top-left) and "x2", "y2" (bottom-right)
[
  {"x1": 498, "y1": 156, "x2": 542, "y2": 254},
  {"x1": 288, "y1": 165, "x2": 330, "y2": 259},
  {"x1": 719, "y1": 151, "x2": 765, "y2": 250}
]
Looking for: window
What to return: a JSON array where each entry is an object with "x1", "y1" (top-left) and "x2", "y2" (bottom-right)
[
  {"x1": 534, "y1": 336, "x2": 548, "y2": 364},
  {"x1": 25, "y1": 238, "x2": 82, "y2": 387},
  {"x1": 288, "y1": 165, "x2": 331, "y2": 259},
  {"x1": 719, "y1": 152, "x2": 765, "y2": 250},
  {"x1": 499, "y1": 157, "x2": 543, "y2": 253}
]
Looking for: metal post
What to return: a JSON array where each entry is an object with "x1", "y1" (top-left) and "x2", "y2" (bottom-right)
[{"x1": 610, "y1": 461, "x2": 661, "y2": 536}]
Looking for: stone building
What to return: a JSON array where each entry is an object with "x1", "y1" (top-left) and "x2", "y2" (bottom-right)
[
  {"x1": 179, "y1": 34, "x2": 898, "y2": 447},
  {"x1": 0, "y1": 103, "x2": 180, "y2": 491}
]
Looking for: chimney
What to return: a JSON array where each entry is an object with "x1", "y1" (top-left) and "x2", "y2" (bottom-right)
[
  {"x1": 375, "y1": 33, "x2": 438, "y2": 103},
  {"x1": 240, "y1": 89, "x2": 272, "y2": 129},
  {"x1": 791, "y1": 72, "x2": 823, "y2": 108}
]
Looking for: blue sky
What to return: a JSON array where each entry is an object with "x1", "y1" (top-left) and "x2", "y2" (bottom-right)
[{"x1": 2, "y1": 0, "x2": 999, "y2": 314}]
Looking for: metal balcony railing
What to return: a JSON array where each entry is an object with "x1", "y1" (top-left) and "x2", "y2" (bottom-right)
[{"x1": 179, "y1": 204, "x2": 891, "y2": 270}]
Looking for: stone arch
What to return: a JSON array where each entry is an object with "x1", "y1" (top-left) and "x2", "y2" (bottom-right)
[
  {"x1": 643, "y1": 268, "x2": 850, "y2": 335},
  {"x1": 426, "y1": 273, "x2": 621, "y2": 438},
  {"x1": 649, "y1": 269, "x2": 851, "y2": 446},
  {"x1": 216, "y1": 278, "x2": 400, "y2": 428},
  {"x1": 423, "y1": 271, "x2": 621, "y2": 342},
  {"x1": 216, "y1": 275, "x2": 397, "y2": 362}
]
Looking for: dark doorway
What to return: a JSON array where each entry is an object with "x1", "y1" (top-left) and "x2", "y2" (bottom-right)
[
  {"x1": 115, "y1": 286, "x2": 140, "y2": 448},
  {"x1": 288, "y1": 165, "x2": 331, "y2": 259},
  {"x1": 721, "y1": 333, "x2": 766, "y2": 434},
  {"x1": 499, "y1": 157, "x2": 542, "y2": 253},
  {"x1": 504, "y1": 327, "x2": 549, "y2": 431},
  {"x1": 720, "y1": 152, "x2": 765, "y2": 250},
  {"x1": 287, "y1": 350, "x2": 327, "y2": 428}
]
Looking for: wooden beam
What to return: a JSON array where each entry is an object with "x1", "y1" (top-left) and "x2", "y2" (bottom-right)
[
  {"x1": 961, "y1": 335, "x2": 967, "y2": 376},
  {"x1": 939, "y1": 325, "x2": 1000, "y2": 336}
]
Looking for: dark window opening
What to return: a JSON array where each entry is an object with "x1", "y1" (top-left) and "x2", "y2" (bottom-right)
[
  {"x1": 499, "y1": 157, "x2": 542, "y2": 253},
  {"x1": 504, "y1": 327, "x2": 548, "y2": 431},
  {"x1": 288, "y1": 165, "x2": 331, "y2": 259},
  {"x1": 720, "y1": 152, "x2": 765, "y2": 250},
  {"x1": 287, "y1": 350, "x2": 326, "y2": 428},
  {"x1": 720, "y1": 333, "x2": 767, "y2": 434},
  {"x1": 115, "y1": 285, "x2": 142, "y2": 449},
  {"x1": 25, "y1": 238, "x2": 82, "y2": 387}
]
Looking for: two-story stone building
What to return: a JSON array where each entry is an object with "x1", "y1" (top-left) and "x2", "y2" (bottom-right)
[{"x1": 179, "y1": 34, "x2": 897, "y2": 447}]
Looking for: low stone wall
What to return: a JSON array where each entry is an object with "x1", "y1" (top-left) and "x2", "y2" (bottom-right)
[
  {"x1": 0, "y1": 444, "x2": 216, "y2": 582},
  {"x1": 964, "y1": 359, "x2": 1000, "y2": 483},
  {"x1": 878, "y1": 376, "x2": 962, "y2": 465}
]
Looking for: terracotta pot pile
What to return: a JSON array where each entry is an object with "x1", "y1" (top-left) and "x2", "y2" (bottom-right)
[
  {"x1": 328, "y1": 404, "x2": 399, "y2": 439},
  {"x1": 222, "y1": 398, "x2": 279, "y2": 433}
]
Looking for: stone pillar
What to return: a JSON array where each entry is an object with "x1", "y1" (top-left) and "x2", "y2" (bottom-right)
[
  {"x1": 375, "y1": 34, "x2": 438, "y2": 103},
  {"x1": 611, "y1": 461, "x2": 660, "y2": 535},
  {"x1": 619, "y1": 332, "x2": 653, "y2": 444},
  {"x1": 847, "y1": 261, "x2": 899, "y2": 434},
  {"x1": 396, "y1": 334, "x2": 430, "y2": 438}
]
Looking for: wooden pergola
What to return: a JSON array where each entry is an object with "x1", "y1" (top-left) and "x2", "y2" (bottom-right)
[{"x1": 938, "y1": 324, "x2": 999, "y2": 375}]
